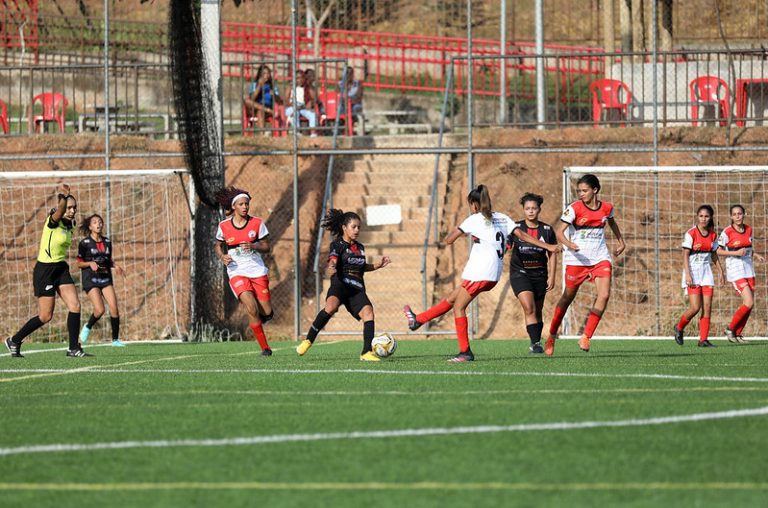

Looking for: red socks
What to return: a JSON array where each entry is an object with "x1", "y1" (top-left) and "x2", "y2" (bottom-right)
[
  {"x1": 584, "y1": 311, "x2": 602, "y2": 339},
  {"x1": 250, "y1": 323, "x2": 270, "y2": 351},
  {"x1": 676, "y1": 315, "x2": 691, "y2": 331},
  {"x1": 549, "y1": 306, "x2": 566, "y2": 336},
  {"x1": 736, "y1": 308, "x2": 752, "y2": 335},
  {"x1": 730, "y1": 304, "x2": 752, "y2": 335},
  {"x1": 698, "y1": 317, "x2": 710, "y2": 342},
  {"x1": 417, "y1": 299, "x2": 453, "y2": 324},
  {"x1": 455, "y1": 316, "x2": 469, "y2": 353}
]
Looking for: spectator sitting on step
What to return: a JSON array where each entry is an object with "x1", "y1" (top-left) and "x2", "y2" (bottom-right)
[
  {"x1": 244, "y1": 64, "x2": 283, "y2": 133},
  {"x1": 284, "y1": 69, "x2": 318, "y2": 136},
  {"x1": 339, "y1": 67, "x2": 363, "y2": 116},
  {"x1": 304, "y1": 68, "x2": 324, "y2": 116}
]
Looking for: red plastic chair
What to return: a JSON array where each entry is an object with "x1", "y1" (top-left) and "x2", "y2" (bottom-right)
[
  {"x1": 28, "y1": 92, "x2": 68, "y2": 133},
  {"x1": 318, "y1": 89, "x2": 353, "y2": 136},
  {"x1": 690, "y1": 76, "x2": 729, "y2": 126},
  {"x1": 0, "y1": 99, "x2": 8, "y2": 135},
  {"x1": 590, "y1": 79, "x2": 633, "y2": 127}
]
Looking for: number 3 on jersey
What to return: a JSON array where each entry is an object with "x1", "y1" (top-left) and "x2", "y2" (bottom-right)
[{"x1": 495, "y1": 231, "x2": 504, "y2": 259}]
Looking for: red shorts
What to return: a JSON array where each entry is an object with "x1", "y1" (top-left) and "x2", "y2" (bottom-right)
[
  {"x1": 564, "y1": 260, "x2": 612, "y2": 289},
  {"x1": 686, "y1": 285, "x2": 714, "y2": 296},
  {"x1": 731, "y1": 277, "x2": 755, "y2": 295},
  {"x1": 229, "y1": 275, "x2": 271, "y2": 301},
  {"x1": 461, "y1": 279, "x2": 497, "y2": 297}
]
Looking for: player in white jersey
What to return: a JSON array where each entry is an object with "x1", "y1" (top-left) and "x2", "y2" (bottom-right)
[
  {"x1": 403, "y1": 185, "x2": 558, "y2": 362},
  {"x1": 545, "y1": 174, "x2": 625, "y2": 356},
  {"x1": 717, "y1": 204, "x2": 765, "y2": 343},
  {"x1": 214, "y1": 187, "x2": 274, "y2": 355}
]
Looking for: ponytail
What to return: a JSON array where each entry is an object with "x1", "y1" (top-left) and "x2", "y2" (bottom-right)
[
  {"x1": 467, "y1": 184, "x2": 493, "y2": 220},
  {"x1": 321, "y1": 208, "x2": 361, "y2": 238}
]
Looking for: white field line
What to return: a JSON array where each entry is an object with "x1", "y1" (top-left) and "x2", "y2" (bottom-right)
[
  {"x1": 0, "y1": 481, "x2": 766, "y2": 492},
  {"x1": 0, "y1": 405, "x2": 766, "y2": 457},
  {"x1": 1, "y1": 367, "x2": 765, "y2": 384}
]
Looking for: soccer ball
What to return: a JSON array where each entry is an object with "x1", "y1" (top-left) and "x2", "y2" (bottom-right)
[{"x1": 371, "y1": 333, "x2": 397, "y2": 358}]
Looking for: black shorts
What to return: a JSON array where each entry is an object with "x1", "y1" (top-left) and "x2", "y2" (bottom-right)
[
  {"x1": 82, "y1": 274, "x2": 114, "y2": 293},
  {"x1": 510, "y1": 270, "x2": 548, "y2": 300},
  {"x1": 33, "y1": 261, "x2": 75, "y2": 297},
  {"x1": 326, "y1": 280, "x2": 372, "y2": 320}
]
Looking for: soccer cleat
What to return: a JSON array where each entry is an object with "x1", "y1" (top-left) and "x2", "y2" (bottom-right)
[
  {"x1": 79, "y1": 326, "x2": 91, "y2": 344},
  {"x1": 5, "y1": 337, "x2": 23, "y2": 358},
  {"x1": 111, "y1": 340, "x2": 126, "y2": 347},
  {"x1": 674, "y1": 326, "x2": 684, "y2": 346},
  {"x1": 529, "y1": 342, "x2": 544, "y2": 354},
  {"x1": 697, "y1": 340, "x2": 716, "y2": 348},
  {"x1": 725, "y1": 328, "x2": 738, "y2": 344},
  {"x1": 359, "y1": 351, "x2": 381, "y2": 362},
  {"x1": 544, "y1": 334, "x2": 556, "y2": 356},
  {"x1": 261, "y1": 348, "x2": 273, "y2": 357},
  {"x1": 296, "y1": 339, "x2": 313, "y2": 356},
  {"x1": 736, "y1": 335, "x2": 749, "y2": 344},
  {"x1": 448, "y1": 351, "x2": 475, "y2": 362},
  {"x1": 403, "y1": 305, "x2": 422, "y2": 331},
  {"x1": 66, "y1": 348, "x2": 93, "y2": 357},
  {"x1": 578, "y1": 335, "x2": 591, "y2": 352}
]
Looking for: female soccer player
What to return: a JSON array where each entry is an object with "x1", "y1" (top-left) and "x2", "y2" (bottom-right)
[
  {"x1": 296, "y1": 208, "x2": 391, "y2": 361},
  {"x1": 544, "y1": 174, "x2": 626, "y2": 356},
  {"x1": 403, "y1": 185, "x2": 558, "y2": 362},
  {"x1": 673, "y1": 204, "x2": 725, "y2": 348},
  {"x1": 717, "y1": 204, "x2": 764, "y2": 344},
  {"x1": 215, "y1": 187, "x2": 274, "y2": 356},
  {"x1": 77, "y1": 214, "x2": 126, "y2": 347},
  {"x1": 508, "y1": 192, "x2": 558, "y2": 354},
  {"x1": 5, "y1": 184, "x2": 90, "y2": 358}
]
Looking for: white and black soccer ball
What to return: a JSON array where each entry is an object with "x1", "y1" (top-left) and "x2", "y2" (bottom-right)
[{"x1": 371, "y1": 332, "x2": 397, "y2": 358}]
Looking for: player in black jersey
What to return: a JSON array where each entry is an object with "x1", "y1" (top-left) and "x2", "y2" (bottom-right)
[
  {"x1": 508, "y1": 193, "x2": 558, "y2": 353},
  {"x1": 77, "y1": 214, "x2": 126, "y2": 347},
  {"x1": 297, "y1": 209, "x2": 390, "y2": 361}
]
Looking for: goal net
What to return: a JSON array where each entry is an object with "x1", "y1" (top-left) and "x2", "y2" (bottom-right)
[
  {"x1": 0, "y1": 170, "x2": 193, "y2": 343},
  {"x1": 563, "y1": 166, "x2": 768, "y2": 339}
]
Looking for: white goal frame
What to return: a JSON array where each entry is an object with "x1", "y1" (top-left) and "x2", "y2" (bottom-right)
[{"x1": 0, "y1": 169, "x2": 195, "y2": 342}]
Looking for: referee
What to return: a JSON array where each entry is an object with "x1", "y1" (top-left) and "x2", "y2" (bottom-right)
[
  {"x1": 508, "y1": 192, "x2": 558, "y2": 354},
  {"x1": 5, "y1": 183, "x2": 91, "y2": 358}
]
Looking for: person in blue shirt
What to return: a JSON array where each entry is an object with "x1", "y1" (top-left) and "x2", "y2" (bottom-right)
[{"x1": 244, "y1": 65, "x2": 283, "y2": 133}]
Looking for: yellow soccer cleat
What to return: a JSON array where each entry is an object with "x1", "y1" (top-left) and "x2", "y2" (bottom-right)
[
  {"x1": 296, "y1": 339, "x2": 313, "y2": 356},
  {"x1": 359, "y1": 351, "x2": 381, "y2": 362}
]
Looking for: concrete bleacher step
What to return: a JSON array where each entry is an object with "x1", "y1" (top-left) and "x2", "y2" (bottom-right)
[
  {"x1": 337, "y1": 171, "x2": 445, "y2": 185},
  {"x1": 333, "y1": 182, "x2": 435, "y2": 197}
]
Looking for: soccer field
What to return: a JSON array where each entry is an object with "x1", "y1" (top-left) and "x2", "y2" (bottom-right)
[{"x1": 1, "y1": 339, "x2": 767, "y2": 507}]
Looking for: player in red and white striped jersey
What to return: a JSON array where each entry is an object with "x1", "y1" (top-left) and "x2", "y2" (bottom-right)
[
  {"x1": 717, "y1": 205, "x2": 765, "y2": 344},
  {"x1": 215, "y1": 187, "x2": 274, "y2": 355},
  {"x1": 673, "y1": 205, "x2": 726, "y2": 348},
  {"x1": 545, "y1": 174, "x2": 625, "y2": 356}
]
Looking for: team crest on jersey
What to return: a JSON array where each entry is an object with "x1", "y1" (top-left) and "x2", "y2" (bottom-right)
[
  {"x1": 693, "y1": 243, "x2": 702, "y2": 249},
  {"x1": 248, "y1": 230, "x2": 257, "y2": 239},
  {"x1": 733, "y1": 240, "x2": 742, "y2": 246},
  {"x1": 578, "y1": 217, "x2": 588, "y2": 225},
  {"x1": 227, "y1": 237, "x2": 235, "y2": 243}
]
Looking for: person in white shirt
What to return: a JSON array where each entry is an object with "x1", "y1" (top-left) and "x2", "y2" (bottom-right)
[
  {"x1": 284, "y1": 69, "x2": 318, "y2": 136},
  {"x1": 403, "y1": 185, "x2": 558, "y2": 362},
  {"x1": 717, "y1": 204, "x2": 765, "y2": 343}
]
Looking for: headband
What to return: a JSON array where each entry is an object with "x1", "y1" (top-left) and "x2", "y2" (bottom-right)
[{"x1": 231, "y1": 193, "x2": 250, "y2": 207}]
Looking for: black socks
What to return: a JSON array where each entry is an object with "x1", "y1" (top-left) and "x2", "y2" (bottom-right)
[
  {"x1": 11, "y1": 316, "x2": 45, "y2": 345},
  {"x1": 307, "y1": 310, "x2": 332, "y2": 343},
  {"x1": 362, "y1": 320, "x2": 375, "y2": 354},
  {"x1": 67, "y1": 312, "x2": 81, "y2": 350},
  {"x1": 526, "y1": 322, "x2": 544, "y2": 344}
]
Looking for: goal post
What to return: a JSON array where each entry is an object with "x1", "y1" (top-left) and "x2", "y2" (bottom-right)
[
  {"x1": 0, "y1": 169, "x2": 194, "y2": 343},
  {"x1": 563, "y1": 166, "x2": 768, "y2": 339}
]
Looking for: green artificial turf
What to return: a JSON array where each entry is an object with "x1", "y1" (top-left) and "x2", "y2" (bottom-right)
[{"x1": 1, "y1": 339, "x2": 766, "y2": 507}]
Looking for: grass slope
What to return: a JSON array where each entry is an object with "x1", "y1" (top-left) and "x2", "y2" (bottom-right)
[{"x1": 1, "y1": 339, "x2": 767, "y2": 507}]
